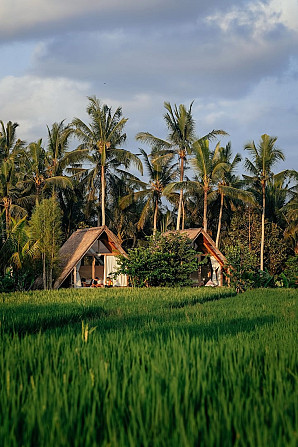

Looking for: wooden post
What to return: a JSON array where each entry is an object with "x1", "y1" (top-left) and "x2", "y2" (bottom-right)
[
  {"x1": 73, "y1": 266, "x2": 77, "y2": 288},
  {"x1": 198, "y1": 254, "x2": 202, "y2": 287},
  {"x1": 92, "y1": 256, "x2": 95, "y2": 280},
  {"x1": 219, "y1": 267, "x2": 223, "y2": 287},
  {"x1": 227, "y1": 268, "x2": 231, "y2": 286},
  {"x1": 104, "y1": 255, "x2": 107, "y2": 286}
]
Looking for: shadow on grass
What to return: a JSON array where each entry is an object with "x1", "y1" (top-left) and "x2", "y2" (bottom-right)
[
  {"x1": 1, "y1": 305, "x2": 109, "y2": 336},
  {"x1": 167, "y1": 289, "x2": 237, "y2": 309},
  {"x1": 1, "y1": 289, "x2": 275, "y2": 340},
  {"x1": 0, "y1": 289, "x2": 234, "y2": 336},
  {"x1": 98, "y1": 313, "x2": 278, "y2": 340}
]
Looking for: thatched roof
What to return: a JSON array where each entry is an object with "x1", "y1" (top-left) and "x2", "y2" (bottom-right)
[
  {"x1": 53, "y1": 226, "x2": 126, "y2": 289},
  {"x1": 163, "y1": 228, "x2": 227, "y2": 267}
]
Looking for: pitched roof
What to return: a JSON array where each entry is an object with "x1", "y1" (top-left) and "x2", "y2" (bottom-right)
[
  {"x1": 163, "y1": 228, "x2": 227, "y2": 266},
  {"x1": 53, "y1": 226, "x2": 126, "y2": 289}
]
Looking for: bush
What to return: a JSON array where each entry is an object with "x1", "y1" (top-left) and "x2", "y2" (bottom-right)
[
  {"x1": 224, "y1": 243, "x2": 259, "y2": 292},
  {"x1": 279, "y1": 255, "x2": 298, "y2": 288},
  {"x1": 114, "y1": 232, "x2": 198, "y2": 287},
  {"x1": 0, "y1": 273, "x2": 15, "y2": 294}
]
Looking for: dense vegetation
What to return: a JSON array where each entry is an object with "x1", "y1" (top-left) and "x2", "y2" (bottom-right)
[
  {"x1": 115, "y1": 232, "x2": 199, "y2": 287},
  {"x1": 0, "y1": 97, "x2": 297, "y2": 290},
  {"x1": 0, "y1": 288, "x2": 297, "y2": 446}
]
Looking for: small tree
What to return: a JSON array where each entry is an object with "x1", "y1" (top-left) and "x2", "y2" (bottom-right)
[
  {"x1": 115, "y1": 232, "x2": 198, "y2": 287},
  {"x1": 30, "y1": 197, "x2": 62, "y2": 289},
  {"x1": 223, "y1": 208, "x2": 289, "y2": 276},
  {"x1": 280, "y1": 255, "x2": 298, "y2": 288},
  {"x1": 0, "y1": 216, "x2": 39, "y2": 291},
  {"x1": 224, "y1": 243, "x2": 259, "y2": 292}
]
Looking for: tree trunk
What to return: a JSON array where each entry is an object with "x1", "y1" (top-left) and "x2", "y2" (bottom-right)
[
  {"x1": 182, "y1": 200, "x2": 185, "y2": 230},
  {"x1": 153, "y1": 200, "x2": 158, "y2": 236},
  {"x1": 203, "y1": 187, "x2": 208, "y2": 232},
  {"x1": 176, "y1": 156, "x2": 185, "y2": 231},
  {"x1": 215, "y1": 191, "x2": 224, "y2": 248},
  {"x1": 4, "y1": 197, "x2": 11, "y2": 240},
  {"x1": 260, "y1": 182, "x2": 265, "y2": 271},
  {"x1": 248, "y1": 208, "x2": 251, "y2": 251},
  {"x1": 42, "y1": 253, "x2": 47, "y2": 290},
  {"x1": 101, "y1": 165, "x2": 105, "y2": 226}
]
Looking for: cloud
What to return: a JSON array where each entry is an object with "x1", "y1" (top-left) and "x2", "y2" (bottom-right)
[
  {"x1": 0, "y1": 0, "x2": 216, "y2": 41},
  {"x1": 192, "y1": 65, "x2": 298, "y2": 171},
  {"x1": 0, "y1": 75, "x2": 90, "y2": 142},
  {"x1": 29, "y1": 12, "x2": 297, "y2": 101},
  {"x1": 0, "y1": 0, "x2": 297, "y2": 176}
]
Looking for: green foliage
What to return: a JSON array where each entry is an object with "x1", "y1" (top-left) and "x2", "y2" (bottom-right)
[
  {"x1": 225, "y1": 242, "x2": 259, "y2": 292},
  {"x1": 115, "y1": 232, "x2": 198, "y2": 287},
  {"x1": 0, "y1": 272, "x2": 15, "y2": 294},
  {"x1": 280, "y1": 255, "x2": 298, "y2": 288},
  {"x1": 29, "y1": 197, "x2": 62, "y2": 289},
  {"x1": 0, "y1": 216, "x2": 40, "y2": 291},
  {"x1": 224, "y1": 208, "x2": 289, "y2": 275},
  {"x1": 0, "y1": 288, "x2": 296, "y2": 446}
]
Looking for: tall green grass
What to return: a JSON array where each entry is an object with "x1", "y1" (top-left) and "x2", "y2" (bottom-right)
[{"x1": 0, "y1": 288, "x2": 297, "y2": 446}]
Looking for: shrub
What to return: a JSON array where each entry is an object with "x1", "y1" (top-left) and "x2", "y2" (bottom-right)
[
  {"x1": 224, "y1": 243, "x2": 259, "y2": 292},
  {"x1": 115, "y1": 232, "x2": 198, "y2": 287},
  {"x1": 279, "y1": 255, "x2": 298, "y2": 288}
]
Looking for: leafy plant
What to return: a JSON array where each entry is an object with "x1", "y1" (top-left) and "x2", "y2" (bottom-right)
[
  {"x1": 29, "y1": 197, "x2": 62, "y2": 289},
  {"x1": 115, "y1": 232, "x2": 198, "y2": 287},
  {"x1": 280, "y1": 255, "x2": 298, "y2": 288},
  {"x1": 224, "y1": 242, "x2": 259, "y2": 292}
]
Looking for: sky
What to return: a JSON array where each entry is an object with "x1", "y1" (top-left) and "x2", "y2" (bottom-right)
[{"x1": 1, "y1": 0, "x2": 298, "y2": 175}]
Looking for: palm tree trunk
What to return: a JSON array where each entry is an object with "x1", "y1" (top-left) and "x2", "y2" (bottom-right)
[
  {"x1": 248, "y1": 208, "x2": 251, "y2": 251},
  {"x1": 101, "y1": 165, "x2": 105, "y2": 226},
  {"x1": 203, "y1": 187, "x2": 208, "y2": 232},
  {"x1": 42, "y1": 253, "x2": 47, "y2": 290},
  {"x1": 260, "y1": 182, "x2": 265, "y2": 271},
  {"x1": 153, "y1": 200, "x2": 158, "y2": 236},
  {"x1": 4, "y1": 197, "x2": 11, "y2": 240},
  {"x1": 216, "y1": 191, "x2": 224, "y2": 248},
  {"x1": 176, "y1": 156, "x2": 185, "y2": 231},
  {"x1": 182, "y1": 200, "x2": 185, "y2": 230}
]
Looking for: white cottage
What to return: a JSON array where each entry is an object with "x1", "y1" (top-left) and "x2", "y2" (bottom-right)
[{"x1": 53, "y1": 226, "x2": 127, "y2": 289}]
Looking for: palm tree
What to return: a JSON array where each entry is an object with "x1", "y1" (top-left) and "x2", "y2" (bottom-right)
[
  {"x1": 19, "y1": 138, "x2": 76, "y2": 208},
  {"x1": 210, "y1": 143, "x2": 255, "y2": 248},
  {"x1": 244, "y1": 134, "x2": 285, "y2": 270},
  {"x1": 120, "y1": 149, "x2": 178, "y2": 235},
  {"x1": 274, "y1": 170, "x2": 298, "y2": 254},
  {"x1": 72, "y1": 96, "x2": 142, "y2": 226},
  {"x1": 136, "y1": 102, "x2": 227, "y2": 230},
  {"x1": 106, "y1": 172, "x2": 145, "y2": 246},
  {"x1": 0, "y1": 121, "x2": 26, "y2": 238},
  {"x1": 165, "y1": 140, "x2": 228, "y2": 233},
  {"x1": 46, "y1": 121, "x2": 74, "y2": 177},
  {"x1": 0, "y1": 216, "x2": 38, "y2": 279}
]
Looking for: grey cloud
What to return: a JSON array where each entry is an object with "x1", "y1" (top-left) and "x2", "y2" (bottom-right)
[
  {"x1": 0, "y1": 0, "x2": 238, "y2": 43},
  {"x1": 30, "y1": 15, "x2": 298, "y2": 102}
]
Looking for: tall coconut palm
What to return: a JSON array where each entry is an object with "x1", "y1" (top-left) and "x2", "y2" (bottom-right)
[
  {"x1": 120, "y1": 149, "x2": 179, "y2": 235},
  {"x1": 106, "y1": 172, "x2": 145, "y2": 246},
  {"x1": 271, "y1": 170, "x2": 298, "y2": 254},
  {"x1": 136, "y1": 101, "x2": 227, "y2": 230},
  {"x1": 209, "y1": 143, "x2": 256, "y2": 248},
  {"x1": 72, "y1": 96, "x2": 143, "y2": 226},
  {"x1": 165, "y1": 140, "x2": 228, "y2": 233},
  {"x1": 20, "y1": 138, "x2": 74, "y2": 206},
  {"x1": 0, "y1": 121, "x2": 26, "y2": 238},
  {"x1": 46, "y1": 121, "x2": 73, "y2": 177},
  {"x1": 0, "y1": 216, "x2": 39, "y2": 278},
  {"x1": 244, "y1": 134, "x2": 285, "y2": 270}
]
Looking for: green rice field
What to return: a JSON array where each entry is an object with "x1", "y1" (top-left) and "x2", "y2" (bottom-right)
[{"x1": 0, "y1": 287, "x2": 297, "y2": 447}]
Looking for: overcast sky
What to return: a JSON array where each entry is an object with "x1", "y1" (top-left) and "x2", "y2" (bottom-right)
[{"x1": 1, "y1": 0, "x2": 297, "y2": 174}]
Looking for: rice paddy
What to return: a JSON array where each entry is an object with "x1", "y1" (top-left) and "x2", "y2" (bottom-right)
[{"x1": 0, "y1": 287, "x2": 297, "y2": 446}]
